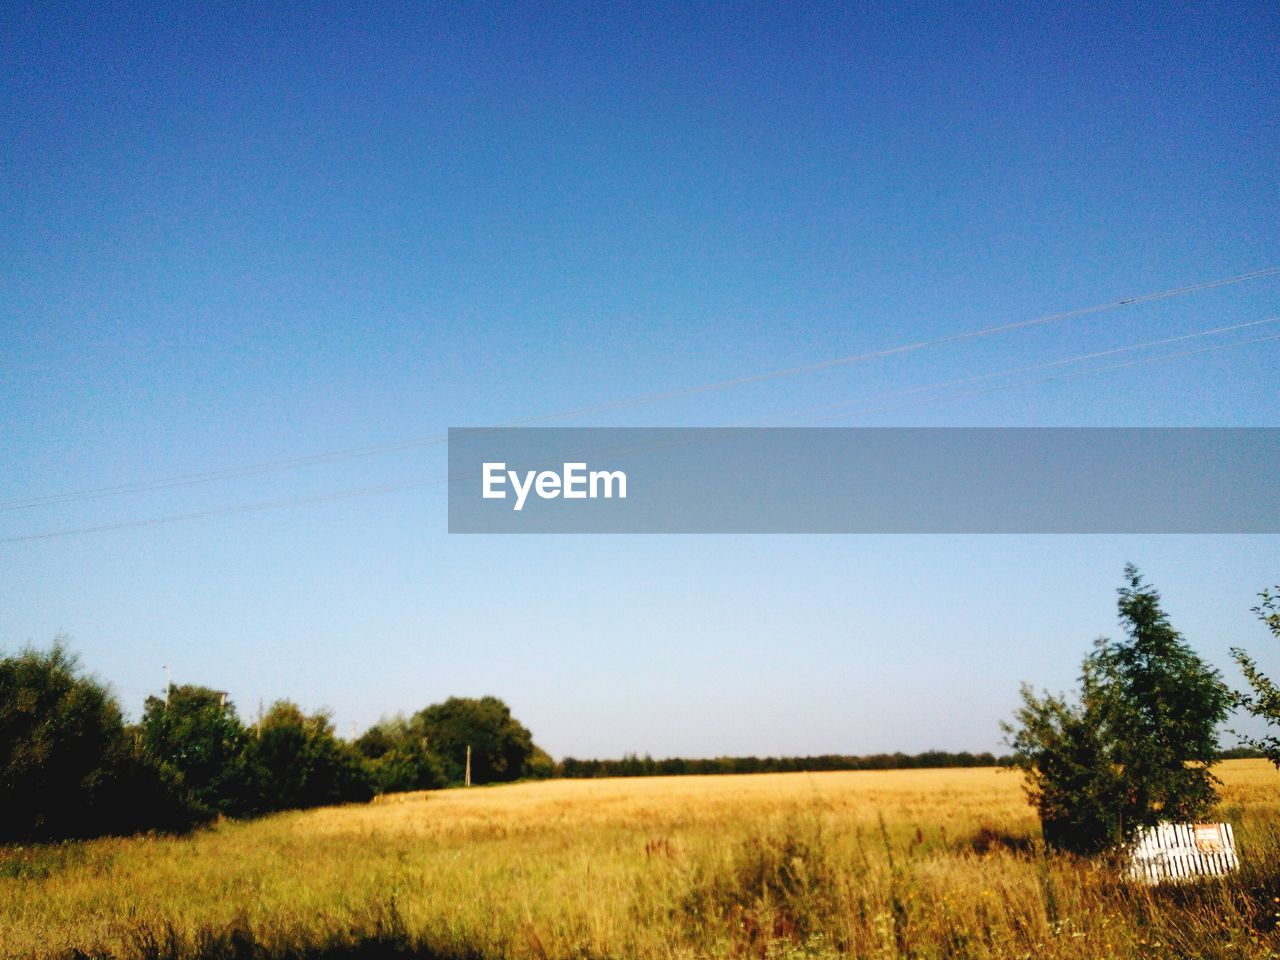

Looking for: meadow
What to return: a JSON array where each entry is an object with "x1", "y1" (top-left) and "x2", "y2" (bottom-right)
[{"x1": 3, "y1": 760, "x2": 1278, "y2": 960}]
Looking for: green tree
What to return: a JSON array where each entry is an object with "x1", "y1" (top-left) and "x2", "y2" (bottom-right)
[
  {"x1": 248, "y1": 700, "x2": 373, "y2": 811},
  {"x1": 1230, "y1": 586, "x2": 1280, "y2": 766},
  {"x1": 354, "y1": 715, "x2": 446, "y2": 794},
  {"x1": 0, "y1": 641, "x2": 196, "y2": 840},
  {"x1": 1104, "y1": 566, "x2": 1231, "y2": 820},
  {"x1": 414, "y1": 696, "x2": 536, "y2": 785},
  {"x1": 1005, "y1": 566, "x2": 1231, "y2": 855},
  {"x1": 1005, "y1": 656, "x2": 1127, "y2": 854},
  {"x1": 140, "y1": 684, "x2": 257, "y2": 817},
  {"x1": 526, "y1": 745, "x2": 557, "y2": 780}
]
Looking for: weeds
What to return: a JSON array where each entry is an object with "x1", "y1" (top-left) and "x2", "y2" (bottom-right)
[
  {"x1": 0, "y1": 841, "x2": 86, "y2": 879},
  {"x1": 682, "y1": 817, "x2": 842, "y2": 952}
]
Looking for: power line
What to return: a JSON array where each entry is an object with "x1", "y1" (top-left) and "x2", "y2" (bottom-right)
[
  {"x1": 2, "y1": 477, "x2": 451, "y2": 543},
  {"x1": 775, "y1": 315, "x2": 1280, "y2": 422},
  {"x1": 4, "y1": 265, "x2": 1277, "y2": 513},
  {"x1": 803, "y1": 331, "x2": 1280, "y2": 424},
  {"x1": 5, "y1": 321, "x2": 1277, "y2": 544}
]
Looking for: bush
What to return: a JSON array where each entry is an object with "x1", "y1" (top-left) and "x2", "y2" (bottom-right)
[
  {"x1": 1231, "y1": 586, "x2": 1280, "y2": 766},
  {"x1": 249, "y1": 701, "x2": 374, "y2": 810},
  {"x1": 0, "y1": 640, "x2": 198, "y2": 840},
  {"x1": 140, "y1": 685, "x2": 259, "y2": 818},
  {"x1": 356, "y1": 717, "x2": 448, "y2": 794}
]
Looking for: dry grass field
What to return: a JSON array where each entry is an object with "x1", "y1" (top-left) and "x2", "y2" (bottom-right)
[{"x1": 3, "y1": 760, "x2": 1279, "y2": 960}]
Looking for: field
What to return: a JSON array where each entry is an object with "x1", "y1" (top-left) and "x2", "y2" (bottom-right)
[{"x1": 3, "y1": 761, "x2": 1279, "y2": 960}]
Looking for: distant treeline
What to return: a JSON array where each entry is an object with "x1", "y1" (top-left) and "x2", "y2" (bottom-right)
[
  {"x1": 558, "y1": 750, "x2": 1013, "y2": 778},
  {"x1": 1219, "y1": 745, "x2": 1271, "y2": 760}
]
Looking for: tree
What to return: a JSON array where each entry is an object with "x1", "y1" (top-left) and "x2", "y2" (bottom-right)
[
  {"x1": 248, "y1": 701, "x2": 374, "y2": 811},
  {"x1": 140, "y1": 684, "x2": 257, "y2": 817},
  {"x1": 0, "y1": 640, "x2": 196, "y2": 840},
  {"x1": 1230, "y1": 586, "x2": 1280, "y2": 766},
  {"x1": 1104, "y1": 566, "x2": 1231, "y2": 819},
  {"x1": 526, "y1": 745, "x2": 557, "y2": 780},
  {"x1": 1005, "y1": 658, "x2": 1127, "y2": 854},
  {"x1": 414, "y1": 696, "x2": 536, "y2": 785},
  {"x1": 1005, "y1": 566, "x2": 1231, "y2": 855},
  {"x1": 355, "y1": 715, "x2": 446, "y2": 794}
]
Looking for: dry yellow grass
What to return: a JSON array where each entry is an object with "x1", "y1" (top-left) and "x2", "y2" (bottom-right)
[{"x1": 2, "y1": 761, "x2": 1278, "y2": 960}]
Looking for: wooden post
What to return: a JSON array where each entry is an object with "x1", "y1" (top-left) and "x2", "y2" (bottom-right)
[{"x1": 465, "y1": 744, "x2": 472, "y2": 787}]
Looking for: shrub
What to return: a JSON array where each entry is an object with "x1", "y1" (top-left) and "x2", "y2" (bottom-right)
[
  {"x1": 249, "y1": 701, "x2": 374, "y2": 810},
  {"x1": 0, "y1": 640, "x2": 197, "y2": 840}
]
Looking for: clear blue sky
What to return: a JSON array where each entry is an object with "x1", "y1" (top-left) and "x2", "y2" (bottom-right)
[{"x1": 2, "y1": 1, "x2": 1277, "y2": 756}]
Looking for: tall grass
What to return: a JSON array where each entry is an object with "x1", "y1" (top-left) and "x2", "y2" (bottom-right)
[{"x1": 2, "y1": 761, "x2": 1277, "y2": 959}]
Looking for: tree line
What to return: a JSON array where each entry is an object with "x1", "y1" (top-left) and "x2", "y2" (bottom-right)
[
  {"x1": 0, "y1": 651, "x2": 546, "y2": 842},
  {"x1": 0, "y1": 647, "x2": 1016, "y2": 844},
  {"x1": 559, "y1": 750, "x2": 1011, "y2": 779}
]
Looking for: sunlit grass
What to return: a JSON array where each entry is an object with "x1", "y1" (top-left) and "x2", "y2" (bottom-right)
[{"x1": 3, "y1": 760, "x2": 1278, "y2": 959}]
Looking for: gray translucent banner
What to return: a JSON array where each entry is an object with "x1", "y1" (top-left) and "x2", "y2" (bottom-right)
[{"x1": 447, "y1": 428, "x2": 1279, "y2": 534}]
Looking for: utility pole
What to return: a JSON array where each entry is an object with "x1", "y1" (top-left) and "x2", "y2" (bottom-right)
[
  {"x1": 163, "y1": 665, "x2": 171, "y2": 710},
  {"x1": 465, "y1": 744, "x2": 472, "y2": 787}
]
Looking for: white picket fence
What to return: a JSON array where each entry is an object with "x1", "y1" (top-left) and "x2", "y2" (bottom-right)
[{"x1": 1127, "y1": 822, "x2": 1239, "y2": 884}]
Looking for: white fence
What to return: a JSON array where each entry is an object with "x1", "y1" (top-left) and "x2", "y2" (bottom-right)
[{"x1": 1127, "y1": 822, "x2": 1240, "y2": 884}]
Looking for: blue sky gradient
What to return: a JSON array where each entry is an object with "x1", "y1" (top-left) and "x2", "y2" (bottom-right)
[{"x1": 2, "y1": 1, "x2": 1277, "y2": 755}]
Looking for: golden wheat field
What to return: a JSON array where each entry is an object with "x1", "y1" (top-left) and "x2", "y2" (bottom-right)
[{"x1": 3, "y1": 761, "x2": 1279, "y2": 960}]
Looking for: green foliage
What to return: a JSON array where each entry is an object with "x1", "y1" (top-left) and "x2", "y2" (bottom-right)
[
  {"x1": 1104, "y1": 566, "x2": 1231, "y2": 818},
  {"x1": 0, "y1": 640, "x2": 197, "y2": 841},
  {"x1": 355, "y1": 715, "x2": 447, "y2": 794},
  {"x1": 140, "y1": 685, "x2": 258, "y2": 817},
  {"x1": 249, "y1": 701, "x2": 374, "y2": 810},
  {"x1": 414, "y1": 696, "x2": 536, "y2": 785},
  {"x1": 526, "y1": 745, "x2": 556, "y2": 780},
  {"x1": 1005, "y1": 668, "x2": 1126, "y2": 855},
  {"x1": 3, "y1": 642, "x2": 555, "y2": 838},
  {"x1": 1005, "y1": 565, "x2": 1231, "y2": 855},
  {"x1": 1230, "y1": 586, "x2": 1280, "y2": 766}
]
